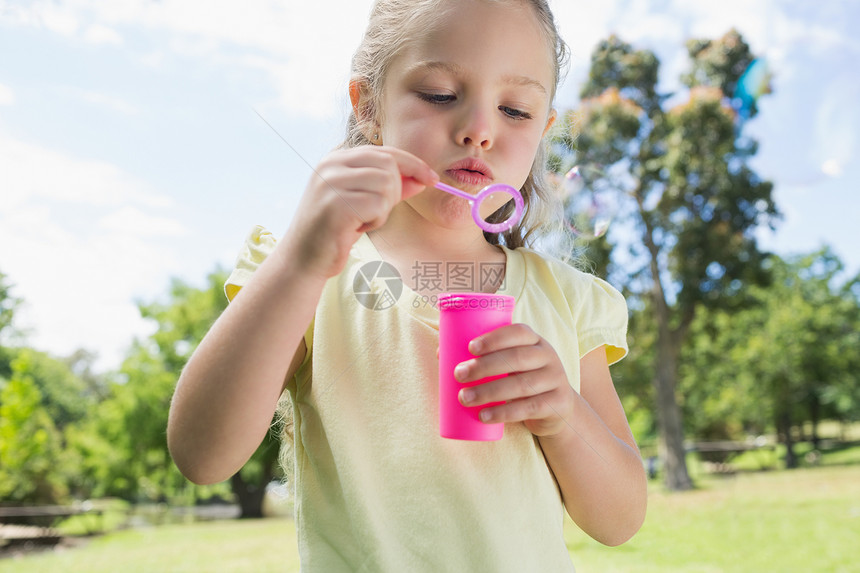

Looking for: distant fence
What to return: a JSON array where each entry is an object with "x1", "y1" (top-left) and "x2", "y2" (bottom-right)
[
  {"x1": 640, "y1": 438, "x2": 777, "y2": 477},
  {"x1": 0, "y1": 504, "x2": 104, "y2": 550},
  {"x1": 688, "y1": 439, "x2": 776, "y2": 472}
]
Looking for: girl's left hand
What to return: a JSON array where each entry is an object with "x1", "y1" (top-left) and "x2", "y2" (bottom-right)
[{"x1": 454, "y1": 323, "x2": 574, "y2": 437}]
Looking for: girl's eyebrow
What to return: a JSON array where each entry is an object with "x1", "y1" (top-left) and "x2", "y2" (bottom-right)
[
  {"x1": 407, "y1": 60, "x2": 547, "y2": 95},
  {"x1": 502, "y1": 73, "x2": 547, "y2": 95},
  {"x1": 405, "y1": 60, "x2": 465, "y2": 79}
]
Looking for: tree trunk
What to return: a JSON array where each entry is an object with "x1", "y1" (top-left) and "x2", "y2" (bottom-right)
[
  {"x1": 638, "y1": 198, "x2": 694, "y2": 491},
  {"x1": 654, "y1": 332, "x2": 694, "y2": 491},
  {"x1": 809, "y1": 392, "x2": 821, "y2": 450},
  {"x1": 230, "y1": 471, "x2": 268, "y2": 519},
  {"x1": 777, "y1": 409, "x2": 798, "y2": 469},
  {"x1": 229, "y1": 434, "x2": 280, "y2": 518}
]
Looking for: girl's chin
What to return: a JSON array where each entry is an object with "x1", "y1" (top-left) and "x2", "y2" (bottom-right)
[
  {"x1": 404, "y1": 194, "x2": 485, "y2": 232},
  {"x1": 436, "y1": 199, "x2": 476, "y2": 226}
]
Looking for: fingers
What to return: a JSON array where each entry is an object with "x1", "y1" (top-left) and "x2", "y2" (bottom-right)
[
  {"x1": 468, "y1": 323, "x2": 542, "y2": 356},
  {"x1": 288, "y1": 145, "x2": 439, "y2": 279},
  {"x1": 381, "y1": 146, "x2": 439, "y2": 198},
  {"x1": 315, "y1": 146, "x2": 438, "y2": 231},
  {"x1": 324, "y1": 146, "x2": 439, "y2": 226},
  {"x1": 454, "y1": 344, "x2": 546, "y2": 386},
  {"x1": 474, "y1": 389, "x2": 570, "y2": 428},
  {"x1": 340, "y1": 145, "x2": 438, "y2": 198},
  {"x1": 458, "y1": 370, "x2": 555, "y2": 407},
  {"x1": 453, "y1": 324, "x2": 574, "y2": 432},
  {"x1": 454, "y1": 323, "x2": 542, "y2": 383}
]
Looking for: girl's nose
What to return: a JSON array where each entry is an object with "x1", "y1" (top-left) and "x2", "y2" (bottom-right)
[{"x1": 455, "y1": 105, "x2": 494, "y2": 150}]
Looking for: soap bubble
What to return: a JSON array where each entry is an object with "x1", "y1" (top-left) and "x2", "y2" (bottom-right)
[
  {"x1": 733, "y1": 58, "x2": 772, "y2": 122},
  {"x1": 555, "y1": 164, "x2": 618, "y2": 240}
]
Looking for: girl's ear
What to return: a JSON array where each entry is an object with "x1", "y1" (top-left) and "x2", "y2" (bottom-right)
[
  {"x1": 348, "y1": 79, "x2": 366, "y2": 117},
  {"x1": 349, "y1": 79, "x2": 379, "y2": 142},
  {"x1": 542, "y1": 108, "x2": 558, "y2": 139}
]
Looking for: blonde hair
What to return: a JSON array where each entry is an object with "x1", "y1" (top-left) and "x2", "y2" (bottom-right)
[{"x1": 343, "y1": 0, "x2": 570, "y2": 249}]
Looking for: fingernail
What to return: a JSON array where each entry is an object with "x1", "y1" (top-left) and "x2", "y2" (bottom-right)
[
  {"x1": 469, "y1": 338, "x2": 483, "y2": 354},
  {"x1": 460, "y1": 388, "x2": 474, "y2": 405},
  {"x1": 480, "y1": 409, "x2": 493, "y2": 423},
  {"x1": 454, "y1": 362, "x2": 469, "y2": 381}
]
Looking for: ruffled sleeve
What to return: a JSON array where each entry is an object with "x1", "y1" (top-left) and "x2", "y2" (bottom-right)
[
  {"x1": 576, "y1": 276, "x2": 629, "y2": 365},
  {"x1": 224, "y1": 225, "x2": 278, "y2": 302}
]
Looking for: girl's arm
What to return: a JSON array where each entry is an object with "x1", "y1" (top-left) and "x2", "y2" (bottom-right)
[
  {"x1": 167, "y1": 146, "x2": 438, "y2": 485},
  {"x1": 166, "y1": 242, "x2": 324, "y2": 485},
  {"x1": 455, "y1": 327, "x2": 647, "y2": 545},
  {"x1": 535, "y1": 347, "x2": 647, "y2": 546}
]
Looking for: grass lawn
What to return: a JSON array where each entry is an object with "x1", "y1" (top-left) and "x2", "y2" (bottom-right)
[
  {"x1": 0, "y1": 519, "x2": 299, "y2": 573},
  {"x1": 3, "y1": 458, "x2": 859, "y2": 572},
  {"x1": 566, "y1": 464, "x2": 860, "y2": 572}
]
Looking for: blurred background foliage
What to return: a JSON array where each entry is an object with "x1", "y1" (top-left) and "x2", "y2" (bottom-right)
[{"x1": 0, "y1": 269, "x2": 282, "y2": 517}]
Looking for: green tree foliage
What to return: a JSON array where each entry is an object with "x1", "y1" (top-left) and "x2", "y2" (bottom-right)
[
  {"x1": 0, "y1": 270, "x2": 22, "y2": 379},
  {"x1": 557, "y1": 31, "x2": 778, "y2": 489},
  {"x1": 0, "y1": 268, "x2": 282, "y2": 515},
  {"x1": 70, "y1": 270, "x2": 283, "y2": 515},
  {"x1": 0, "y1": 351, "x2": 73, "y2": 503},
  {"x1": 0, "y1": 271, "x2": 19, "y2": 337},
  {"x1": 142, "y1": 270, "x2": 284, "y2": 516},
  {"x1": 680, "y1": 250, "x2": 860, "y2": 468},
  {"x1": 611, "y1": 297, "x2": 659, "y2": 447}
]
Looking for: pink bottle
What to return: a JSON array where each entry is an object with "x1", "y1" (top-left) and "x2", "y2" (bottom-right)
[{"x1": 438, "y1": 293, "x2": 515, "y2": 441}]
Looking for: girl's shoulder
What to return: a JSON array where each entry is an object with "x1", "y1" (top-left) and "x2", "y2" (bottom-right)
[
  {"x1": 224, "y1": 225, "x2": 277, "y2": 301},
  {"x1": 509, "y1": 245, "x2": 629, "y2": 364}
]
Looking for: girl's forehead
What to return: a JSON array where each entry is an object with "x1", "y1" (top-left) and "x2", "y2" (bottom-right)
[{"x1": 391, "y1": 1, "x2": 555, "y2": 91}]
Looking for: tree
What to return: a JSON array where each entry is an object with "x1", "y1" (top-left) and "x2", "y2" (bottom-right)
[
  {"x1": 556, "y1": 31, "x2": 778, "y2": 489},
  {"x1": 679, "y1": 249, "x2": 860, "y2": 467},
  {"x1": 0, "y1": 269, "x2": 22, "y2": 379},
  {"x1": 742, "y1": 250, "x2": 859, "y2": 466},
  {"x1": 85, "y1": 269, "x2": 283, "y2": 515},
  {"x1": 0, "y1": 351, "x2": 71, "y2": 504},
  {"x1": 0, "y1": 273, "x2": 103, "y2": 503}
]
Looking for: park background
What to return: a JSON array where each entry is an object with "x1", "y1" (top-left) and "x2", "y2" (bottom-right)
[{"x1": 2, "y1": 0, "x2": 859, "y2": 571}]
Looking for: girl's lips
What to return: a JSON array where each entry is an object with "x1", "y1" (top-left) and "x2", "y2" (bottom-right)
[
  {"x1": 444, "y1": 158, "x2": 494, "y2": 188},
  {"x1": 446, "y1": 169, "x2": 492, "y2": 187}
]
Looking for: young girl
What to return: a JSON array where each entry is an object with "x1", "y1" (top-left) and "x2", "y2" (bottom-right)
[{"x1": 168, "y1": 0, "x2": 647, "y2": 570}]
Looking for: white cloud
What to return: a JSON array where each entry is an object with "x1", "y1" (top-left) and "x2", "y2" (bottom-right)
[
  {"x1": 0, "y1": 83, "x2": 14, "y2": 105},
  {"x1": 813, "y1": 79, "x2": 858, "y2": 174},
  {"x1": 0, "y1": 200, "x2": 174, "y2": 371},
  {"x1": 126, "y1": 0, "x2": 370, "y2": 119},
  {"x1": 99, "y1": 206, "x2": 188, "y2": 237},
  {"x1": 66, "y1": 86, "x2": 139, "y2": 115},
  {"x1": 2, "y1": 0, "x2": 372, "y2": 118},
  {"x1": 37, "y1": 3, "x2": 79, "y2": 37},
  {"x1": 0, "y1": 135, "x2": 170, "y2": 210},
  {"x1": 0, "y1": 135, "x2": 185, "y2": 369},
  {"x1": 820, "y1": 159, "x2": 843, "y2": 178},
  {"x1": 83, "y1": 23, "x2": 122, "y2": 45}
]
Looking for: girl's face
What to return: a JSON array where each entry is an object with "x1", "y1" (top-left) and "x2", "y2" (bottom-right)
[{"x1": 378, "y1": 0, "x2": 556, "y2": 230}]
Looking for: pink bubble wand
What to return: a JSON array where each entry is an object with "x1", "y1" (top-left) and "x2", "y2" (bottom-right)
[{"x1": 433, "y1": 181, "x2": 524, "y2": 233}]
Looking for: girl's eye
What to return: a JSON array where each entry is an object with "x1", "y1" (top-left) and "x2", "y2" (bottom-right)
[
  {"x1": 500, "y1": 106, "x2": 533, "y2": 120},
  {"x1": 418, "y1": 92, "x2": 455, "y2": 105}
]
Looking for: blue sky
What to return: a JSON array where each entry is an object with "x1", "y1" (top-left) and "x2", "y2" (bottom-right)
[{"x1": 1, "y1": 0, "x2": 858, "y2": 371}]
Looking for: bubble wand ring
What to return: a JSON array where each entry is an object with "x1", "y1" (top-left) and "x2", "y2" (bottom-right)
[{"x1": 433, "y1": 181, "x2": 524, "y2": 233}]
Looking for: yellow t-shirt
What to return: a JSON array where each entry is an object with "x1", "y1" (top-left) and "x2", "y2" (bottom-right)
[{"x1": 226, "y1": 226, "x2": 628, "y2": 572}]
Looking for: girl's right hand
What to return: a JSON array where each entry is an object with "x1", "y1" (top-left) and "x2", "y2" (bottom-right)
[{"x1": 279, "y1": 146, "x2": 438, "y2": 280}]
